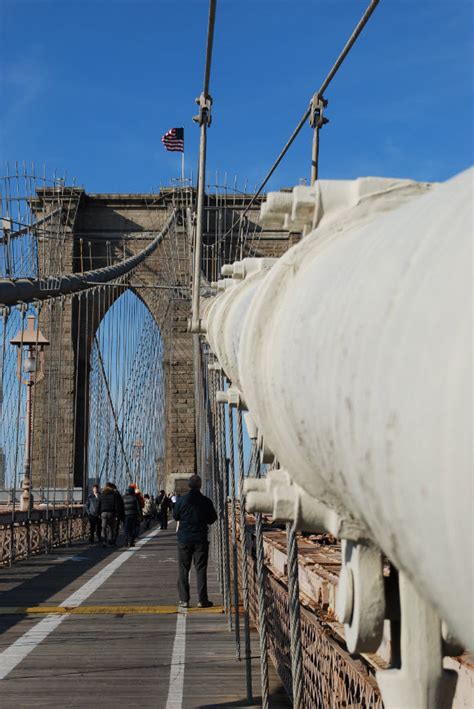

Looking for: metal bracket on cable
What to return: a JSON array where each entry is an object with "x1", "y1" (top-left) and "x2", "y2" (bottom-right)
[
  {"x1": 216, "y1": 387, "x2": 247, "y2": 410},
  {"x1": 193, "y1": 92, "x2": 213, "y2": 127},
  {"x1": 189, "y1": 92, "x2": 213, "y2": 334},
  {"x1": 309, "y1": 94, "x2": 329, "y2": 130},
  {"x1": 309, "y1": 94, "x2": 329, "y2": 185}
]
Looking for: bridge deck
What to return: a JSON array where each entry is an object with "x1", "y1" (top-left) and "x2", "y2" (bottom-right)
[{"x1": 0, "y1": 523, "x2": 290, "y2": 708}]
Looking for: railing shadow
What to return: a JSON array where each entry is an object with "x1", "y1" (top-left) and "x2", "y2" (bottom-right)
[
  {"x1": 0, "y1": 524, "x2": 159, "y2": 636},
  {"x1": 196, "y1": 685, "x2": 291, "y2": 708}
]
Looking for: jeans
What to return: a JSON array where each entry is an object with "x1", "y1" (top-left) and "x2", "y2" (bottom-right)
[
  {"x1": 177, "y1": 541, "x2": 209, "y2": 604},
  {"x1": 101, "y1": 512, "x2": 115, "y2": 543},
  {"x1": 88, "y1": 515, "x2": 101, "y2": 542}
]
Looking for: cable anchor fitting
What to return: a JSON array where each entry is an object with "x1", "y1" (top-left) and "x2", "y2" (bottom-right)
[
  {"x1": 193, "y1": 92, "x2": 213, "y2": 127},
  {"x1": 309, "y1": 94, "x2": 329, "y2": 130}
]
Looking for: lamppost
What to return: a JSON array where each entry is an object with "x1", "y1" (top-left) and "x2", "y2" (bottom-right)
[
  {"x1": 10, "y1": 315, "x2": 49, "y2": 512},
  {"x1": 133, "y1": 438, "x2": 144, "y2": 490}
]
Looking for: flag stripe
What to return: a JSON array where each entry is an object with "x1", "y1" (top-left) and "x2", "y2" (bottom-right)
[{"x1": 162, "y1": 127, "x2": 184, "y2": 153}]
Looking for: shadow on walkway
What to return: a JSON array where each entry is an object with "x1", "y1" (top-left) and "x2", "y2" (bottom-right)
[
  {"x1": 196, "y1": 685, "x2": 291, "y2": 708},
  {"x1": 0, "y1": 523, "x2": 159, "y2": 636}
]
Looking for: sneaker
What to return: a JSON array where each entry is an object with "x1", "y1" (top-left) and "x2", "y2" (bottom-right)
[
  {"x1": 197, "y1": 600, "x2": 213, "y2": 608},
  {"x1": 178, "y1": 601, "x2": 189, "y2": 608}
]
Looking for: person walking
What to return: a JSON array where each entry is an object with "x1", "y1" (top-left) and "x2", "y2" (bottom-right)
[
  {"x1": 96, "y1": 482, "x2": 120, "y2": 547},
  {"x1": 173, "y1": 474, "x2": 217, "y2": 608},
  {"x1": 143, "y1": 494, "x2": 153, "y2": 530},
  {"x1": 155, "y1": 490, "x2": 165, "y2": 529},
  {"x1": 85, "y1": 484, "x2": 101, "y2": 543},
  {"x1": 123, "y1": 485, "x2": 142, "y2": 547},
  {"x1": 158, "y1": 490, "x2": 170, "y2": 530},
  {"x1": 129, "y1": 483, "x2": 144, "y2": 537},
  {"x1": 108, "y1": 482, "x2": 124, "y2": 545}
]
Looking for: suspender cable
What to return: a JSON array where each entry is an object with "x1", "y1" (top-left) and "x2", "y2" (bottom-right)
[
  {"x1": 287, "y1": 520, "x2": 304, "y2": 708},
  {"x1": 310, "y1": 96, "x2": 328, "y2": 185},
  {"x1": 217, "y1": 379, "x2": 232, "y2": 627},
  {"x1": 228, "y1": 403, "x2": 241, "y2": 659},
  {"x1": 94, "y1": 334, "x2": 133, "y2": 483},
  {"x1": 237, "y1": 408, "x2": 253, "y2": 704},
  {"x1": 254, "y1": 447, "x2": 270, "y2": 709},
  {"x1": 0, "y1": 211, "x2": 176, "y2": 305},
  {"x1": 203, "y1": 0, "x2": 217, "y2": 97},
  {"x1": 220, "y1": 0, "x2": 380, "y2": 241},
  {"x1": 190, "y1": 0, "x2": 216, "y2": 333}
]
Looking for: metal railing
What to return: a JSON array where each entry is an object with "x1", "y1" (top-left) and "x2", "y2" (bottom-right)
[
  {"x1": 232, "y1": 513, "x2": 384, "y2": 707},
  {"x1": 0, "y1": 507, "x2": 87, "y2": 566}
]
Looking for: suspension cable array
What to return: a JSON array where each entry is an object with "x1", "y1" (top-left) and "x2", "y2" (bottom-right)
[
  {"x1": 0, "y1": 211, "x2": 176, "y2": 305},
  {"x1": 0, "y1": 167, "x2": 195, "y2": 567},
  {"x1": 0, "y1": 2, "x2": 425, "y2": 705}
]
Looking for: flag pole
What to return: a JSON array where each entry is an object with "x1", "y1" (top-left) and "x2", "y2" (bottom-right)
[{"x1": 181, "y1": 151, "x2": 185, "y2": 186}]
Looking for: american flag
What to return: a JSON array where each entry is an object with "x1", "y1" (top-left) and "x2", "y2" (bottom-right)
[{"x1": 161, "y1": 127, "x2": 184, "y2": 153}]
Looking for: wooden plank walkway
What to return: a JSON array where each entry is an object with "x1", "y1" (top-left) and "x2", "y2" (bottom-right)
[{"x1": 0, "y1": 522, "x2": 290, "y2": 708}]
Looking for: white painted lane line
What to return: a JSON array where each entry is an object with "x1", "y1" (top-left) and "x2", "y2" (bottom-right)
[
  {"x1": 0, "y1": 527, "x2": 162, "y2": 681},
  {"x1": 165, "y1": 607, "x2": 187, "y2": 709},
  {"x1": 59, "y1": 527, "x2": 161, "y2": 608},
  {"x1": 0, "y1": 615, "x2": 65, "y2": 681}
]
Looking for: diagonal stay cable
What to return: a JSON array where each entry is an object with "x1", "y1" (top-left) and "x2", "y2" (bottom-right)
[
  {"x1": 220, "y1": 0, "x2": 381, "y2": 243},
  {"x1": 0, "y1": 211, "x2": 176, "y2": 305},
  {"x1": 93, "y1": 333, "x2": 133, "y2": 484}
]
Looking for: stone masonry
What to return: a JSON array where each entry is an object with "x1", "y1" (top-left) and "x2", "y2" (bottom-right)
[{"x1": 30, "y1": 188, "x2": 296, "y2": 493}]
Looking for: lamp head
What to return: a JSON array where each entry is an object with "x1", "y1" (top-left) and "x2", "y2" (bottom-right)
[
  {"x1": 10, "y1": 316, "x2": 50, "y2": 349},
  {"x1": 23, "y1": 354, "x2": 37, "y2": 374}
]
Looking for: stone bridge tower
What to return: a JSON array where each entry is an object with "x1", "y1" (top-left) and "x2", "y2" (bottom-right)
[{"x1": 30, "y1": 187, "x2": 296, "y2": 494}]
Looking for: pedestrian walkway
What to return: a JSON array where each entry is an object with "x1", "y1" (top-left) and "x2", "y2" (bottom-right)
[{"x1": 0, "y1": 522, "x2": 290, "y2": 708}]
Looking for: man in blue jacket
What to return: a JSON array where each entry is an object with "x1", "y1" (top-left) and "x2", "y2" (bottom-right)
[{"x1": 173, "y1": 474, "x2": 217, "y2": 608}]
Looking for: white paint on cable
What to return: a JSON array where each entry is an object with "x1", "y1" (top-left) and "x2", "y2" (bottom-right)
[
  {"x1": 0, "y1": 527, "x2": 162, "y2": 681},
  {"x1": 165, "y1": 607, "x2": 187, "y2": 709}
]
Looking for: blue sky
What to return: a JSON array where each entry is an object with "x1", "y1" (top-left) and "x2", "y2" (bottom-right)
[{"x1": 1, "y1": 0, "x2": 472, "y2": 194}]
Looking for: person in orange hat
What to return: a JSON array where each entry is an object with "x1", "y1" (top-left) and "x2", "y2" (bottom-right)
[{"x1": 135, "y1": 488, "x2": 145, "y2": 509}]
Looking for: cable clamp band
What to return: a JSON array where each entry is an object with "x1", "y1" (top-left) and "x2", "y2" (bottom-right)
[
  {"x1": 309, "y1": 94, "x2": 329, "y2": 129},
  {"x1": 193, "y1": 92, "x2": 213, "y2": 127}
]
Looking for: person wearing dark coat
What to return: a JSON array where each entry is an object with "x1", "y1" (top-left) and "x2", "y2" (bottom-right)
[
  {"x1": 96, "y1": 482, "x2": 121, "y2": 547},
  {"x1": 108, "y1": 482, "x2": 125, "y2": 544},
  {"x1": 156, "y1": 489, "x2": 169, "y2": 529},
  {"x1": 173, "y1": 474, "x2": 217, "y2": 608},
  {"x1": 85, "y1": 484, "x2": 101, "y2": 543},
  {"x1": 123, "y1": 486, "x2": 142, "y2": 547}
]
